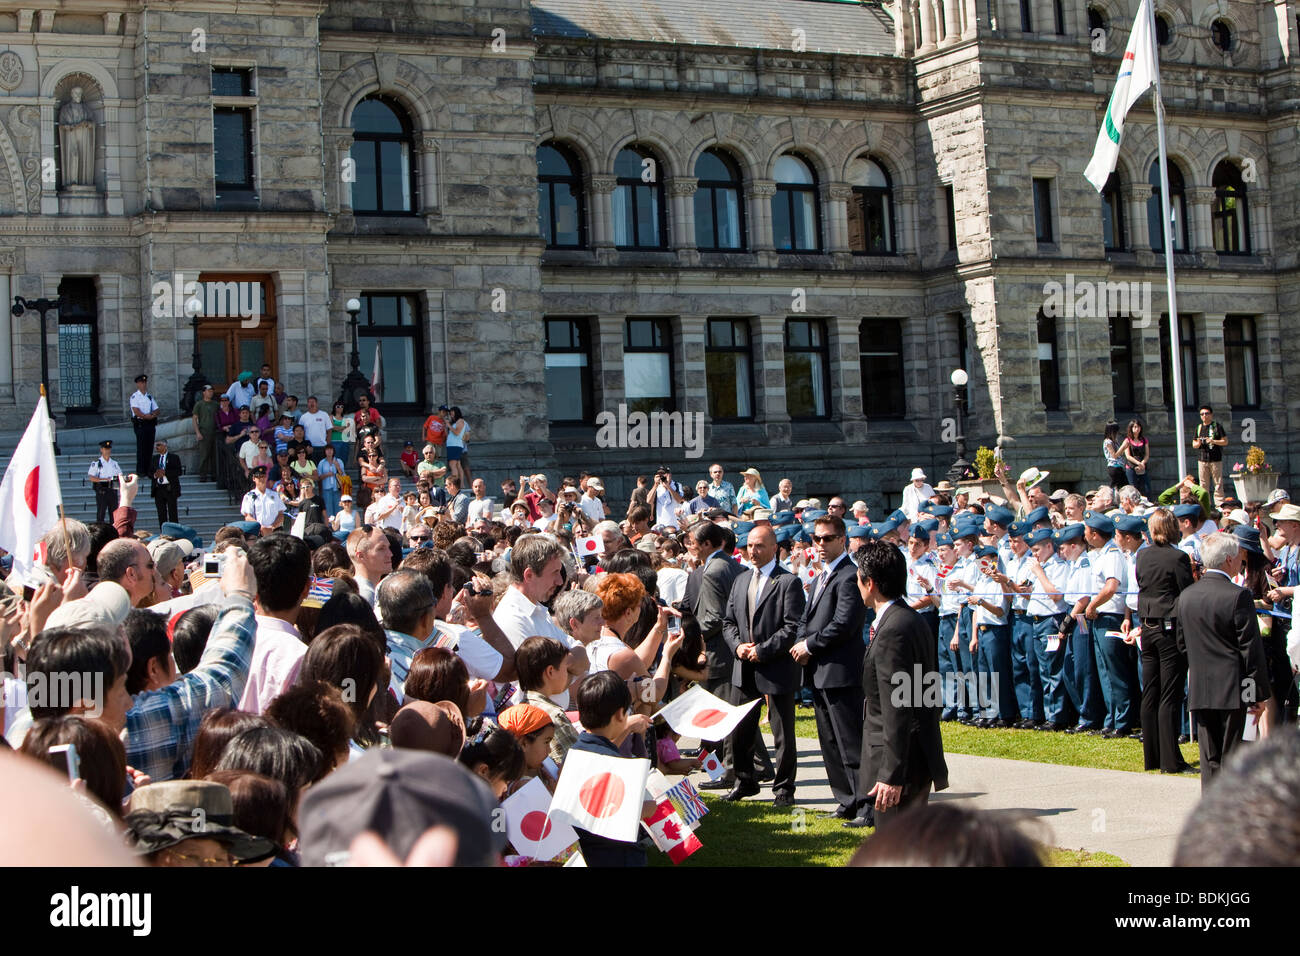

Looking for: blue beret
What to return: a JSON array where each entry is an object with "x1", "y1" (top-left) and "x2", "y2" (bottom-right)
[
  {"x1": 870, "y1": 521, "x2": 895, "y2": 537},
  {"x1": 1083, "y1": 510, "x2": 1115, "y2": 535},
  {"x1": 847, "y1": 524, "x2": 872, "y2": 539},
  {"x1": 985, "y1": 505, "x2": 1015, "y2": 527},
  {"x1": 973, "y1": 544, "x2": 998, "y2": 559},
  {"x1": 1172, "y1": 503, "x2": 1203, "y2": 521},
  {"x1": 929, "y1": 505, "x2": 954, "y2": 519},
  {"x1": 802, "y1": 509, "x2": 828, "y2": 523},
  {"x1": 736, "y1": 532, "x2": 749, "y2": 549},
  {"x1": 888, "y1": 509, "x2": 908, "y2": 525},
  {"x1": 1053, "y1": 523, "x2": 1085, "y2": 543},
  {"x1": 771, "y1": 511, "x2": 797, "y2": 526},
  {"x1": 918, "y1": 518, "x2": 940, "y2": 535},
  {"x1": 910, "y1": 524, "x2": 931, "y2": 540},
  {"x1": 774, "y1": 524, "x2": 799, "y2": 544},
  {"x1": 732, "y1": 520, "x2": 755, "y2": 535},
  {"x1": 161, "y1": 521, "x2": 203, "y2": 549},
  {"x1": 1114, "y1": 514, "x2": 1146, "y2": 536},
  {"x1": 1025, "y1": 527, "x2": 1055, "y2": 547},
  {"x1": 1007, "y1": 520, "x2": 1029, "y2": 538},
  {"x1": 1025, "y1": 506, "x2": 1051, "y2": 526},
  {"x1": 228, "y1": 520, "x2": 261, "y2": 535},
  {"x1": 936, "y1": 531, "x2": 954, "y2": 547},
  {"x1": 951, "y1": 520, "x2": 981, "y2": 539},
  {"x1": 917, "y1": 501, "x2": 935, "y2": 515}
]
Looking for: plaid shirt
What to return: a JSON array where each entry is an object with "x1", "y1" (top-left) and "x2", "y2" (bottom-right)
[
  {"x1": 523, "y1": 690, "x2": 580, "y2": 769},
  {"x1": 125, "y1": 596, "x2": 256, "y2": 782}
]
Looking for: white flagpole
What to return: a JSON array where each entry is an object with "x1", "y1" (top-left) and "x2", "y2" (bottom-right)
[{"x1": 1147, "y1": 0, "x2": 1188, "y2": 481}]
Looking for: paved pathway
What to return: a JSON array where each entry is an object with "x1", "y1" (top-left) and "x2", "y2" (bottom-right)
[{"x1": 702, "y1": 735, "x2": 1203, "y2": 866}]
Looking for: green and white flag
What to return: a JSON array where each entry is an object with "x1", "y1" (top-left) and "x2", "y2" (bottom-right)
[{"x1": 1084, "y1": 0, "x2": 1157, "y2": 191}]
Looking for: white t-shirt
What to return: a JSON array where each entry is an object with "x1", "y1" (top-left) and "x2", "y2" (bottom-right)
[
  {"x1": 434, "y1": 620, "x2": 503, "y2": 681},
  {"x1": 579, "y1": 493, "x2": 606, "y2": 524},
  {"x1": 241, "y1": 488, "x2": 285, "y2": 528},
  {"x1": 298, "y1": 410, "x2": 332, "y2": 447},
  {"x1": 657, "y1": 566, "x2": 688, "y2": 606},
  {"x1": 372, "y1": 494, "x2": 404, "y2": 531},
  {"x1": 334, "y1": 508, "x2": 358, "y2": 532},
  {"x1": 654, "y1": 484, "x2": 682, "y2": 529},
  {"x1": 239, "y1": 439, "x2": 261, "y2": 470}
]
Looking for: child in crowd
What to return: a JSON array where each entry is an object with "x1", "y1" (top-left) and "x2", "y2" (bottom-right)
[
  {"x1": 458, "y1": 716, "x2": 524, "y2": 801},
  {"x1": 515, "y1": 636, "x2": 581, "y2": 768}
]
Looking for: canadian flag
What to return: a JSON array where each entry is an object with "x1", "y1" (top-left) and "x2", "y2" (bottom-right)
[
  {"x1": 642, "y1": 799, "x2": 702, "y2": 864},
  {"x1": 655, "y1": 683, "x2": 760, "y2": 741},
  {"x1": 698, "y1": 750, "x2": 725, "y2": 782},
  {"x1": 0, "y1": 396, "x2": 62, "y2": 583},
  {"x1": 575, "y1": 534, "x2": 604, "y2": 557},
  {"x1": 549, "y1": 748, "x2": 650, "y2": 843},
  {"x1": 501, "y1": 776, "x2": 580, "y2": 863}
]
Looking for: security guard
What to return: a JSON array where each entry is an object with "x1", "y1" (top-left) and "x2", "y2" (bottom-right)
[
  {"x1": 129, "y1": 373, "x2": 158, "y2": 476},
  {"x1": 87, "y1": 439, "x2": 121, "y2": 523}
]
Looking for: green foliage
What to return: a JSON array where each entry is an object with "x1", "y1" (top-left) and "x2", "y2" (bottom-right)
[{"x1": 974, "y1": 446, "x2": 998, "y2": 480}]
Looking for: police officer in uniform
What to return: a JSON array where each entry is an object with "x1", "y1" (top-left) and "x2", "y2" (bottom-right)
[
  {"x1": 88, "y1": 439, "x2": 122, "y2": 523},
  {"x1": 130, "y1": 374, "x2": 159, "y2": 476}
]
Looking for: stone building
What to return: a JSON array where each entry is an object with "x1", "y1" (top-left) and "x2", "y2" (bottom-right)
[{"x1": 0, "y1": 0, "x2": 1294, "y2": 506}]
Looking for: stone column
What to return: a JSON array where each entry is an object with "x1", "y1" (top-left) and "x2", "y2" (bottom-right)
[
  {"x1": 1201, "y1": 314, "x2": 1227, "y2": 411},
  {"x1": 0, "y1": 262, "x2": 11, "y2": 403},
  {"x1": 748, "y1": 180, "x2": 777, "y2": 267},
  {"x1": 1033, "y1": 0, "x2": 1053, "y2": 33},
  {"x1": 679, "y1": 315, "x2": 709, "y2": 444},
  {"x1": 825, "y1": 183, "x2": 851, "y2": 255},
  {"x1": 755, "y1": 314, "x2": 792, "y2": 444},
  {"x1": 418, "y1": 136, "x2": 440, "y2": 216},
  {"x1": 590, "y1": 175, "x2": 617, "y2": 264},
  {"x1": 893, "y1": 0, "x2": 917, "y2": 54},
  {"x1": 1122, "y1": 182, "x2": 1149, "y2": 251},
  {"x1": 963, "y1": 0, "x2": 979, "y2": 37},
  {"x1": 896, "y1": 185, "x2": 918, "y2": 255},
  {"x1": 1132, "y1": 314, "x2": 1165, "y2": 413},
  {"x1": 1249, "y1": 192, "x2": 1270, "y2": 254},
  {"x1": 335, "y1": 134, "x2": 355, "y2": 226},
  {"x1": 830, "y1": 316, "x2": 866, "y2": 443},
  {"x1": 667, "y1": 176, "x2": 700, "y2": 266},
  {"x1": 918, "y1": 0, "x2": 938, "y2": 50},
  {"x1": 942, "y1": 0, "x2": 961, "y2": 42},
  {"x1": 594, "y1": 314, "x2": 626, "y2": 415},
  {"x1": 1188, "y1": 186, "x2": 1215, "y2": 255},
  {"x1": 1255, "y1": 311, "x2": 1283, "y2": 419}
]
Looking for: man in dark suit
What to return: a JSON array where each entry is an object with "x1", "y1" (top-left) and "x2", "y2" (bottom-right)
[
  {"x1": 1176, "y1": 531, "x2": 1271, "y2": 787},
  {"x1": 790, "y1": 513, "x2": 868, "y2": 823},
  {"x1": 857, "y1": 540, "x2": 949, "y2": 825},
  {"x1": 684, "y1": 520, "x2": 747, "y2": 789},
  {"x1": 150, "y1": 438, "x2": 182, "y2": 527},
  {"x1": 722, "y1": 523, "x2": 806, "y2": 805}
]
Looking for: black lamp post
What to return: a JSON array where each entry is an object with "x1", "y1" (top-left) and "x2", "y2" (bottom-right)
[
  {"x1": 12, "y1": 295, "x2": 63, "y2": 454},
  {"x1": 946, "y1": 367, "x2": 969, "y2": 485},
  {"x1": 336, "y1": 296, "x2": 374, "y2": 412},
  {"x1": 179, "y1": 295, "x2": 207, "y2": 415}
]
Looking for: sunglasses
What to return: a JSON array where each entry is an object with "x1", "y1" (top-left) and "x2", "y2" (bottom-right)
[
  {"x1": 409, "y1": 535, "x2": 430, "y2": 542},
  {"x1": 812, "y1": 534, "x2": 842, "y2": 543}
]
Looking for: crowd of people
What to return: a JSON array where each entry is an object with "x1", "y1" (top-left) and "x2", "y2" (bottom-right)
[{"x1": 0, "y1": 373, "x2": 1293, "y2": 866}]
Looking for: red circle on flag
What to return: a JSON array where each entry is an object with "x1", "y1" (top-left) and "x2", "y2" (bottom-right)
[
  {"x1": 23, "y1": 466, "x2": 39, "y2": 517},
  {"x1": 519, "y1": 810, "x2": 552, "y2": 842},
  {"x1": 691, "y1": 708, "x2": 727, "y2": 728},
  {"x1": 584, "y1": 539, "x2": 597, "y2": 552},
  {"x1": 578, "y1": 772, "x2": 625, "y2": 818}
]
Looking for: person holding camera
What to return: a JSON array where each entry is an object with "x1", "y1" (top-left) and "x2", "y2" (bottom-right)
[
  {"x1": 522, "y1": 474, "x2": 556, "y2": 521},
  {"x1": 651, "y1": 466, "x2": 686, "y2": 530}
]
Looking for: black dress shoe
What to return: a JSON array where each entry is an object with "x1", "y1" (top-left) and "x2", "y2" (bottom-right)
[
  {"x1": 723, "y1": 783, "x2": 760, "y2": 802},
  {"x1": 1012, "y1": 719, "x2": 1033, "y2": 729},
  {"x1": 1101, "y1": 728, "x2": 1117, "y2": 738},
  {"x1": 843, "y1": 815, "x2": 874, "y2": 829},
  {"x1": 757, "y1": 769, "x2": 776, "y2": 783},
  {"x1": 772, "y1": 793, "x2": 795, "y2": 808},
  {"x1": 958, "y1": 717, "x2": 976, "y2": 726},
  {"x1": 698, "y1": 779, "x2": 733, "y2": 791}
]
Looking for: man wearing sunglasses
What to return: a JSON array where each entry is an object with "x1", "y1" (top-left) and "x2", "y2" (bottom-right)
[{"x1": 789, "y1": 514, "x2": 870, "y2": 826}]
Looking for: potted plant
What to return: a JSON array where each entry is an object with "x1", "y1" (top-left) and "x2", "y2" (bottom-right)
[
  {"x1": 1231, "y1": 446, "x2": 1279, "y2": 504},
  {"x1": 956, "y1": 446, "x2": 1006, "y2": 498}
]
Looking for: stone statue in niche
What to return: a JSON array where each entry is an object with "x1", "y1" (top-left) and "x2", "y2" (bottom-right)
[{"x1": 58, "y1": 87, "x2": 95, "y2": 188}]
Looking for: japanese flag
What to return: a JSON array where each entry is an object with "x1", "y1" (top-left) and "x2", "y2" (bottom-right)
[
  {"x1": 501, "y1": 777, "x2": 579, "y2": 863},
  {"x1": 575, "y1": 534, "x2": 604, "y2": 557},
  {"x1": 698, "y1": 750, "x2": 725, "y2": 782},
  {"x1": 0, "y1": 395, "x2": 62, "y2": 584},
  {"x1": 655, "y1": 683, "x2": 760, "y2": 741},
  {"x1": 642, "y1": 799, "x2": 703, "y2": 864},
  {"x1": 550, "y1": 749, "x2": 650, "y2": 843}
]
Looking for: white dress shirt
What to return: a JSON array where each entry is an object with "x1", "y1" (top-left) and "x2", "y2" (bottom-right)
[
  {"x1": 241, "y1": 487, "x2": 285, "y2": 528},
  {"x1": 238, "y1": 615, "x2": 306, "y2": 714}
]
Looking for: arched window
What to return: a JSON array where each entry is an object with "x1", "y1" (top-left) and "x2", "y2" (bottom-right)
[
  {"x1": 538, "y1": 143, "x2": 585, "y2": 249},
  {"x1": 693, "y1": 149, "x2": 745, "y2": 251},
  {"x1": 350, "y1": 96, "x2": 417, "y2": 214},
  {"x1": 613, "y1": 146, "x2": 666, "y2": 249},
  {"x1": 1147, "y1": 160, "x2": 1188, "y2": 252},
  {"x1": 1212, "y1": 161, "x2": 1250, "y2": 254},
  {"x1": 847, "y1": 156, "x2": 895, "y2": 254},
  {"x1": 772, "y1": 154, "x2": 820, "y2": 252},
  {"x1": 1101, "y1": 172, "x2": 1125, "y2": 250}
]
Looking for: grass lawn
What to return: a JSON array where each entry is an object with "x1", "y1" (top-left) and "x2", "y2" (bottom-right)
[
  {"x1": 650, "y1": 794, "x2": 1128, "y2": 867},
  {"x1": 787, "y1": 710, "x2": 1199, "y2": 775}
]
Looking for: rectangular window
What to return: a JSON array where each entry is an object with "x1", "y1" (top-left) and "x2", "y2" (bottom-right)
[
  {"x1": 1037, "y1": 312, "x2": 1061, "y2": 410},
  {"x1": 1033, "y1": 178, "x2": 1054, "y2": 243},
  {"x1": 860, "y1": 319, "x2": 906, "y2": 419},
  {"x1": 624, "y1": 318, "x2": 674, "y2": 414},
  {"x1": 56, "y1": 276, "x2": 98, "y2": 410},
  {"x1": 705, "y1": 318, "x2": 754, "y2": 421},
  {"x1": 213, "y1": 67, "x2": 256, "y2": 208},
  {"x1": 1109, "y1": 316, "x2": 1134, "y2": 413},
  {"x1": 1053, "y1": 0, "x2": 1066, "y2": 34},
  {"x1": 212, "y1": 67, "x2": 252, "y2": 97},
  {"x1": 1224, "y1": 315, "x2": 1259, "y2": 409},
  {"x1": 358, "y1": 294, "x2": 423, "y2": 409},
  {"x1": 544, "y1": 318, "x2": 593, "y2": 423},
  {"x1": 784, "y1": 319, "x2": 829, "y2": 419},
  {"x1": 944, "y1": 185, "x2": 957, "y2": 251},
  {"x1": 1159, "y1": 313, "x2": 1199, "y2": 409},
  {"x1": 1020, "y1": 0, "x2": 1033, "y2": 31}
]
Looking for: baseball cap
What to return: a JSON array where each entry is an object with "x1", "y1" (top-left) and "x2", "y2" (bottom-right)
[
  {"x1": 44, "y1": 582, "x2": 132, "y2": 632},
  {"x1": 298, "y1": 749, "x2": 504, "y2": 867}
]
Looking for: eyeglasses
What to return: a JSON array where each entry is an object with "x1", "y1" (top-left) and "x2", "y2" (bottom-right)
[
  {"x1": 812, "y1": 534, "x2": 842, "y2": 543},
  {"x1": 409, "y1": 535, "x2": 431, "y2": 543},
  {"x1": 828, "y1": 504, "x2": 845, "y2": 510}
]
